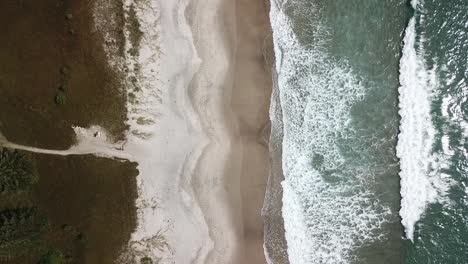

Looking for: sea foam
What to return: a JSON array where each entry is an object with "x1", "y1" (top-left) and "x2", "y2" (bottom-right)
[
  {"x1": 397, "y1": 0, "x2": 453, "y2": 240},
  {"x1": 269, "y1": 1, "x2": 392, "y2": 263}
]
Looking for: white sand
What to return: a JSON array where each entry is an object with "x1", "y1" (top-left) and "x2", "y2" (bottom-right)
[{"x1": 118, "y1": 0, "x2": 272, "y2": 262}]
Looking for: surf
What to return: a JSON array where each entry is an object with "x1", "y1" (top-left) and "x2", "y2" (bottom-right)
[
  {"x1": 397, "y1": 0, "x2": 453, "y2": 241},
  {"x1": 269, "y1": 1, "x2": 395, "y2": 262}
]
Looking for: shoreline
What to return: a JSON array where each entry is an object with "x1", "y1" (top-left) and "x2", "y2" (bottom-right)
[{"x1": 233, "y1": 0, "x2": 274, "y2": 262}]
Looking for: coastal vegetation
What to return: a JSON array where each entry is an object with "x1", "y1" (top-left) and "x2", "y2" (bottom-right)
[
  {"x1": 0, "y1": 208, "x2": 48, "y2": 256},
  {"x1": 0, "y1": 1, "x2": 139, "y2": 262},
  {"x1": 126, "y1": 4, "x2": 143, "y2": 58},
  {"x1": 0, "y1": 148, "x2": 50, "y2": 260},
  {"x1": 54, "y1": 91, "x2": 67, "y2": 106},
  {"x1": 0, "y1": 149, "x2": 37, "y2": 194},
  {"x1": 37, "y1": 249, "x2": 66, "y2": 264},
  {"x1": 140, "y1": 256, "x2": 153, "y2": 264},
  {"x1": 0, "y1": 149, "x2": 66, "y2": 262},
  {"x1": 55, "y1": 66, "x2": 69, "y2": 106}
]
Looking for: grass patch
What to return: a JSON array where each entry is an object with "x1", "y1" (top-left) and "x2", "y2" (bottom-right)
[{"x1": 126, "y1": 4, "x2": 143, "y2": 57}]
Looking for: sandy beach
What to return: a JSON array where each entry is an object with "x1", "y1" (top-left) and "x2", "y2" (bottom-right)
[
  {"x1": 117, "y1": 0, "x2": 274, "y2": 262},
  {"x1": 184, "y1": 0, "x2": 273, "y2": 262}
]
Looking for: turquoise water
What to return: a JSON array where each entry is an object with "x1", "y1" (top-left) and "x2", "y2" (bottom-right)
[{"x1": 269, "y1": 0, "x2": 468, "y2": 263}]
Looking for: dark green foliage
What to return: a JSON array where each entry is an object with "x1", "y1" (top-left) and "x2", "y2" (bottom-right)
[
  {"x1": 59, "y1": 66, "x2": 69, "y2": 76},
  {"x1": 0, "y1": 149, "x2": 37, "y2": 194},
  {"x1": 0, "y1": 208, "x2": 48, "y2": 255},
  {"x1": 58, "y1": 85, "x2": 67, "y2": 92},
  {"x1": 75, "y1": 233, "x2": 86, "y2": 243},
  {"x1": 38, "y1": 249, "x2": 66, "y2": 264},
  {"x1": 0, "y1": 150, "x2": 44, "y2": 258},
  {"x1": 54, "y1": 91, "x2": 67, "y2": 106},
  {"x1": 126, "y1": 4, "x2": 142, "y2": 56},
  {"x1": 140, "y1": 256, "x2": 153, "y2": 264}
]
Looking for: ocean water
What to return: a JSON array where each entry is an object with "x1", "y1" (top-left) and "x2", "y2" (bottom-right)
[
  {"x1": 270, "y1": 0, "x2": 408, "y2": 263},
  {"x1": 269, "y1": 0, "x2": 468, "y2": 263},
  {"x1": 402, "y1": 0, "x2": 468, "y2": 263}
]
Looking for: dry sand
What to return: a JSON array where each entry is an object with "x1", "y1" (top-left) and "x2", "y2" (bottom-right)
[{"x1": 120, "y1": 0, "x2": 274, "y2": 262}]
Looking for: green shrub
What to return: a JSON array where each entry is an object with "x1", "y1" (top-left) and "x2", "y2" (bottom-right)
[
  {"x1": 0, "y1": 208, "x2": 48, "y2": 255},
  {"x1": 38, "y1": 249, "x2": 66, "y2": 264},
  {"x1": 0, "y1": 149, "x2": 37, "y2": 194},
  {"x1": 140, "y1": 256, "x2": 153, "y2": 264},
  {"x1": 54, "y1": 91, "x2": 67, "y2": 106}
]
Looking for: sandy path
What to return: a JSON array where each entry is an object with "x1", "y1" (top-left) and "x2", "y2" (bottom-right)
[{"x1": 0, "y1": 127, "x2": 132, "y2": 160}]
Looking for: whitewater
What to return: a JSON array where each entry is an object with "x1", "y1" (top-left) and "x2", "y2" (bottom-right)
[
  {"x1": 268, "y1": 0, "x2": 398, "y2": 263},
  {"x1": 397, "y1": 0, "x2": 453, "y2": 241}
]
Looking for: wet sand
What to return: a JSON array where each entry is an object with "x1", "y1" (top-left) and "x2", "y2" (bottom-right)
[{"x1": 233, "y1": 0, "x2": 273, "y2": 262}]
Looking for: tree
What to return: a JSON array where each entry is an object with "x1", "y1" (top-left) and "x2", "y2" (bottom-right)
[
  {"x1": 0, "y1": 149, "x2": 37, "y2": 194},
  {"x1": 0, "y1": 208, "x2": 48, "y2": 255}
]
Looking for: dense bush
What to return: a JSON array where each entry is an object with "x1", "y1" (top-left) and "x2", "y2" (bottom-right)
[
  {"x1": 0, "y1": 208, "x2": 48, "y2": 255},
  {"x1": 141, "y1": 256, "x2": 153, "y2": 264},
  {"x1": 54, "y1": 91, "x2": 67, "y2": 106},
  {"x1": 0, "y1": 149, "x2": 37, "y2": 193},
  {"x1": 37, "y1": 249, "x2": 66, "y2": 264}
]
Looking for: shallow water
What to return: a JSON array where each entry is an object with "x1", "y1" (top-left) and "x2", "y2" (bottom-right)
[
  {"x1": 269, "y1": 0, "x2": 409, "y2": 263},
  {"x1": 269, "y1": 0, "x2": 468, "y2": 263}
]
